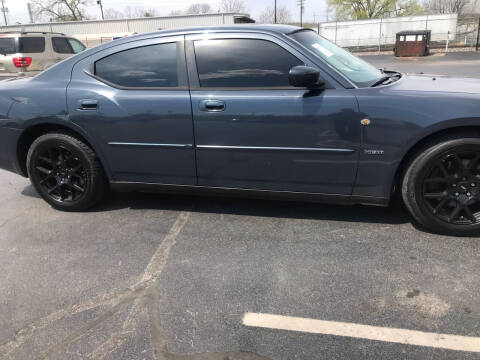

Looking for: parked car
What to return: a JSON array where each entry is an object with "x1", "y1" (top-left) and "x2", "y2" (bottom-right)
[
  {"x1": 0, "y1": 31, "x2": 85, "y2": 76},
  {"x1": 0, "y1": 24, "x2": 479, "y2": 235}
]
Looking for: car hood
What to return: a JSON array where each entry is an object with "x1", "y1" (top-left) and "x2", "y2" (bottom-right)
[{"x1": 389, "y1": 74, "x2": 480, "y2": 95}]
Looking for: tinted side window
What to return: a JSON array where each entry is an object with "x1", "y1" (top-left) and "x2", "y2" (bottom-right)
[
  {"x1": 95, "y1": 42, "x2": 178, "y2": 88},
  {"x1": 18, "y1": 37, "x2": 45, "y2": 53},
  {"x1": 0, "y1": 38, "x2": 16, "y2": 54},
  {"x1": 52, "y1": 37, "x2": 73, "y2": 54},
  {"x1": 194, "y1": 39, "x2": 303, "y2": 87}
]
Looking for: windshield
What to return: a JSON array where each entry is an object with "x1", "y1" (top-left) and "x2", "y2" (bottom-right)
[{"x1": 289, "y1": 30, "x2": 383, "y2": 87}]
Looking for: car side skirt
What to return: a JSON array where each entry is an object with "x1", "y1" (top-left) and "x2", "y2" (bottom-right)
[{"x1": 110, "y1": 181, "x2": 389, "y2": 207}]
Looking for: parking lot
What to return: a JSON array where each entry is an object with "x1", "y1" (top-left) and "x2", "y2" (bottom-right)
[
  {"x1": 360, "y1": 51, "x2": 480, "y2": 78},
  {"x1": 1, "y1": 52, "x2": 480, "y2": 360}
]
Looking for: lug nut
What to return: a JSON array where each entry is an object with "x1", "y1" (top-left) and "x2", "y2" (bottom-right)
[
  {"x1": 453, "y1": 184, "x2": 457, "y2": 187},
  {"x1": 467, "y1": 192, "x2": 471, "y2": 196},
  {"x1": 472, "y1": 183, "x2": 476, "y2": 187},
  {"x1": 456, "y1": 192, "x2": 459, "y2": 196}
]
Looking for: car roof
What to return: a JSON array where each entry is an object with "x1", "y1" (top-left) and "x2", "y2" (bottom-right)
[
  {"x1": 0, "y1": 31, "x2": 66, "y2": 37},
  {"x1": 156, "y1": 24, "x2": 302, "y2": 35},
  {"x1": 111, "y1": 24, "x2": 305, "y2": 45}
]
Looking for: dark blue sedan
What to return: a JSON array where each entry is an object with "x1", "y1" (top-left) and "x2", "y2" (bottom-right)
[{"x1": 1, "y1": 24, "x2": 479, "y2": 235}]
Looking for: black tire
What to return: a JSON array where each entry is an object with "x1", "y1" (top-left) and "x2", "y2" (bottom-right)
[
  {"x1": 402, "y1": 134, "x2": 480, "y2": 236},
  {"x1": 27, "y1": 132, "x2": 107, "y2": 211}
]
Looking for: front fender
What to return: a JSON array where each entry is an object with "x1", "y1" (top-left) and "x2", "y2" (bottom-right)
[{"x1": 353, "y1": 87, "x2": 480, "y2": 199}]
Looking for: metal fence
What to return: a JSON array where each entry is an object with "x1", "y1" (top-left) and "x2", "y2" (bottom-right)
[
  {"x1": 2, "y1": 12, "x2": 480, "y2": 52},
  {"x1": 0, "y1": 13, "x2": 252, "y2": 48},
  {"x1": 313, "y1": 13, "x2": 480, "y2": 52}
]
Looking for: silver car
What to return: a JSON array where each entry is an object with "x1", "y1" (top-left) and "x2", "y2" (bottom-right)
[{"x1": 0, "y1": 31, "x2": 86, "y2": 76}]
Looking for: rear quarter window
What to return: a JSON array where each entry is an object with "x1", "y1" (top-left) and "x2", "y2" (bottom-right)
[
  {"x1": 94, "y1": 42, "x2": 179, "y2": 88},
  {"x1": 18, "y1": 37, "x2": 45, "y2": 53}
]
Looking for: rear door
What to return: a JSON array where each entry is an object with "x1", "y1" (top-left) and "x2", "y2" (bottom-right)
[
  {"x1": 67, "y1": 35, "x2": 196, "y2": 184},
  {"x1": 186, "y1": 33, "x2": 361, "y2": 195}
]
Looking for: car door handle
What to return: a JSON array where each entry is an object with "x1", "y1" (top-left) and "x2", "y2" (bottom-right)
[
  {"x1": 199, "y1": 100, "x2": 225, "y2": 112},
  {"x1": 78, "y1": 99, "x2": 98, "y2": 111}
]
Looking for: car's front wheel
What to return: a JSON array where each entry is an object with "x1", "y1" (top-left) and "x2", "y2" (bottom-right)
[
  {"x1": 27, "y1": 132, "x2": 107, "y2": 211},
  {"x1": 402, "y1": 135, "x2": 480, "y2": 235}
]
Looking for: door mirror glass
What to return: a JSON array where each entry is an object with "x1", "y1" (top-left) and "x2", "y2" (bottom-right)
[{"x1": 289, "y1": 65, "x2": 323, "y2": 88}]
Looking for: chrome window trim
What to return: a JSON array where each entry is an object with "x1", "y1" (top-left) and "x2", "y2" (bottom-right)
[
  {"x1": 108, "y1": 142, "x2": 193, "y2": 148},
  {"x1": 196, "y1": 145, "x2": 354, "y2": 153}
]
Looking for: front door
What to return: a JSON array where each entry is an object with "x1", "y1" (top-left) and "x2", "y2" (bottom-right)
[
  {"x1": 187, "y1": 34, "x2": 361, "y2": 194},
  {"x1": 67, "y1": 36, "x2": 196, "y2": 185}
]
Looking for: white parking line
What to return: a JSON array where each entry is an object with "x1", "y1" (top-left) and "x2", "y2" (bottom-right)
[{"x1": 243, "y1": 313, "x2": 480, "y2": 353}]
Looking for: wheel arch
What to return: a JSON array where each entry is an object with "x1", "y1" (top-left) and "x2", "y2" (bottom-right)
[
  {"x1": 16, "y1": 121, "x2": 112, "y2": 180},
  {"x1": 392, "y1": 125, "x2": 480, "y2": 195}
]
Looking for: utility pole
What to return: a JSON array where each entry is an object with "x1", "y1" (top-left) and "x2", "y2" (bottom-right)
[
  {"x1": 97, "y1": 0, "x2": 104, "y2": 20},
  {"x1": 274, "y1": 0, "x2": 276, "y2": 23},
  {"x1": 296, "y1": 0, "x2": 305, "y2": 27},
  {"x1": 0, "y1": 0, "x2": 7, "y2": 26},
  {"x1": 476, "y1": 15, "x2": 480, "y2": 51},
  {"x1": 27, "y1": 3, "x2": 33, "y2": 23}
]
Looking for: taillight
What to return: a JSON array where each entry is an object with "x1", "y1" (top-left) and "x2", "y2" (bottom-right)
[{"x1": 12, "y1": 57, "x2": 32, "y2": 68}]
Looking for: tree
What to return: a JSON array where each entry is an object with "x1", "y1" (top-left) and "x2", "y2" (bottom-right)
[
  {"x1": 31, "y1": 0, "x2": 88, "y2": 21},
  {"x1": 219, "y1": 0, "x2": 246, "y2": 12},
  {"x1": 142, "y1": 8, "x2": 158, "y2": 17},
  {"x1": 124, "y1": 6, "x2": 158, "y2": 18},
  {"x1": 327, "y1": 0, "x2": 423, "y2": 20},
  {"x1": 185, "y1": 3, "x2": 213, "y2": 14},
  {"x1": 258, "y1": 5, "x2": 292, "y2": 23},
  {"x1": 396, "y1": 0, "x2": 425, "y2": 15},
  {"x1": 103, "y1": 8, "x2": 124, "y2": 19},
  {"x1": 169, "y1": 10, "x2": 184, "y2": 15},
  {"x1": 424, "y1": 0, "x2": 471, "y2": 13}
]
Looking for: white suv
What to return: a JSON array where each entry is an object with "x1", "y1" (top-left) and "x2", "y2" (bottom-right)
[{"x1": 0, "y1": 31, "x2": 86, "y2": 76}]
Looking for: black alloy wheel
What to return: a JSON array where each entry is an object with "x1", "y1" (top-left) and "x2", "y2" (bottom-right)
[
  {"x1": 421, "y1": 148, "x2": 480, "y2": 225},
  {"x1": 27, "y1": 132, "x2": 106, "y2": 211},
  {"x1": 33, "y1": 146, "x2": 88, "y2": 203},
  {"x1": 403, "y1": 135, "x2": 480, "y2": 236}
]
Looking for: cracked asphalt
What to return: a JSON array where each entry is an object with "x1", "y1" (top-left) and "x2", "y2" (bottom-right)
[{"x1": 1, "y1": 53, "x2": 480, "y2": 359}]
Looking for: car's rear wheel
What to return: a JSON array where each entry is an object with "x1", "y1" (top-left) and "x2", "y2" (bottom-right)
[
  {"x1": 27, "y1": 132, "x2": 106, "y2": 211},
  {"x1": 402, "y1": 135, "x2": 480, "y2": 235}
]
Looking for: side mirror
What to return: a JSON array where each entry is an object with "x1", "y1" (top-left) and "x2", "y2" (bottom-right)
[{"x1": 289, "y1": 65, "x2": 324, "y2": 88}]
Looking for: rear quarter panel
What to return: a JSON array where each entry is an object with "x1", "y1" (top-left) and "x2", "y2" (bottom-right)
[{"x1": 0, "y1": 75, "x2": 73, "y2": 175}]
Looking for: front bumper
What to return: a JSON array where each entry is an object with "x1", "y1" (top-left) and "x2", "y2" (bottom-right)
[{"x1": 0, "y1": 126, "x2": 22, "y2": 175}]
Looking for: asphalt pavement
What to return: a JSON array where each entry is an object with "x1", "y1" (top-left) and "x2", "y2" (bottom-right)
[
  {"x1": 359, "y1": 51, "x2": 480, "y2": 78},
  {"x1": 1, "y1": 52, "x2": 480, "y2": 360}
]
